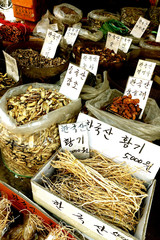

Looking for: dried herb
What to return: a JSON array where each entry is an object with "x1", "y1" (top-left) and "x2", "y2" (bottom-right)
[{"x1": 11, "y1": 49, "x2": 66, "y2": 68}]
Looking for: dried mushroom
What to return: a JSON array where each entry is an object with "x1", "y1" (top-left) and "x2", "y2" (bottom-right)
[
  {"x1": 11, "y1": 49, "x2": 66, "y2": 69},
  {"x1": 75, "y1": 45, "x2": 126, "y2": 64}
]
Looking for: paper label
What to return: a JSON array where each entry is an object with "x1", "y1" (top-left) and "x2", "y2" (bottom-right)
[
  {"x1": 130, "y1": 16, "x2": 150, "y2": 39},
  {"x1": 124, "y1": 76, "x2": 153, "y2": 118},
  {"x1": 3, "y1": 51, "x2": 19, "y2": 82},
  {"x1": 41, "y1": 29, "x2": 62, "y2": 58},
  {"x1": 59, "y1": 122, "x2": 89, "y2": 159},
  {"x1": 80, "y1": 53, "x2": 100, "y2": 75},
  {"x1": 77, "y1": 113, "x2": 160, "y2": 182},
  {"x1": 134, "y1": 59, "x2": 156, "y2": 80},
  {"x1": 118, "y1": 36, "x2": 132, "y2": 53},
  {"x1": 64, "y1": 27, "x2": 80, "y2": 46},
  {"x1": 155, "y1": 24, "x2": 160, "y2": 42},
  {"x1": 37, "y1": 189, "x2": 133, "y2": 240},
  {"x1": 105, "y1": 32, "x2": 122, "y2": 53},
  {"x1": 59, "y1": 63, "x2": 88, "y2": 100}
]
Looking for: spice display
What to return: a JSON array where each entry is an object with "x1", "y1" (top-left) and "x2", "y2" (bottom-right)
[
  {"x1": 103, "y1": 94, "x2": 141, "y2": 120},
  {"x1": 11, "y1": 49, "x2": 67, "y2": 69},
  {"x1": 87, "y1": 9, "x2": 120, "y2": 29},
  {"x1": 0, "y1": 72, "x2": 17, "y2": 91},
  {"x1": 149, "y1": 6, "x2": 160, "y2": 30},
  {"x1": 74, "y1": 45, "x2": 126, "y2": 65},
  {"x1": 53, "y1": 3, "x2": 83, "y2": 25},
  {"x1": 42, "y1": 150, "x2": 147, "y2": 233},
  {"x1": 120, "y1": 7, "x2": 147, "y2": 28},
  {"x1": 7, "y1": 85, "x2": 71, "y2": 126},
  {"x1": 0, "y1": 84, "x2": 80, "y2": 177},
  {"x1": 0, "y1": 19, "x2": 31, "y2": 42}
]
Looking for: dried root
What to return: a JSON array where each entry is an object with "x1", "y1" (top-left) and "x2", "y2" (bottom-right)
[
  {"x1": 0, "y1": 197, "x2": 12, "y2": 237},
  {"x1": 42, "y1": 150, "x2": 148, "y2": 233}
]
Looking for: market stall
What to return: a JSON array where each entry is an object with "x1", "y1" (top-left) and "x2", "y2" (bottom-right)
[{"x1": 0, "y1": 1, "x2": 160, "y2": 239}]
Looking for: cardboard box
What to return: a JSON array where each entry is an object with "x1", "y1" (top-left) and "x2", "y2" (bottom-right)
[
  {"x1": 31, "y1": 150, "x2": 156, "y2": 240},
  {"x1": 12, "y1": 0, "x2": 47, "y2": 22},
  {"x1": 11, "y1": 0, "x2": 35, "y2": 8},
  {"x1": 0, "y1": 180, "x2": 77, "y2": 239}
]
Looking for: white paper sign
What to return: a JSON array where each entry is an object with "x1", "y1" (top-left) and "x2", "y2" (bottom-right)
[
  {"x1": 59, "y1": 63, "x2": 88, "y2": 100},
  {"x1": 3, "y1": 51, "x2": 19, "y2": 82},
  {"x1": 77, "y1": 113, "x2": 160, "y2": 182},
  {"x1": 130, "y1": 16, "x2": 150, "y2": 39},
  {"x1": 118, "y1": 36, "x2": 132, "y2": 53},
  {"x1": 156, "y1": 24, "x2": 160, "y2": 42},
  {"x1": 64, "y1": 27, "x2": 80, "y2": 46},
  {"x1": 41, "y1": 29, "x2": 62, "y2": 58},
  {"x1": 134, "y1": 59, "x2": 156, "y2": 80},
  {"x1": 105, "y1": 32, "x2": 122, "y2": 53},
  {"x1": 37, "y1": 189, "x2": 133, "y2": 240},
  {"x1": 59, "y1": 122, "x2": 89, "y2": 159},
  {"x1": 124, "y1": 76, "x2": 153, "y2": 119},
  {"x1": 80, "y1": 53, "x2": 100, "y2": 75}
]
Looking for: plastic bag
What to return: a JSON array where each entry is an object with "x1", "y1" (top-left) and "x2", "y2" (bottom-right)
[
  {"x1": 139, "y1": 34, "x2": 160, "y2": 50},
  {"x1": 0, "y1": 19, "x2": 31, "y2": 42},
  {"x1": 33, "y1": 10, "x2": 64, "y2": 39},
  {"x1": 120, "y1": 7, "x2": 148, "y2": 29},
  {"x1": 53, "y1": 3, "x2": 83, "y2": 25},
  {"x1": 149, "y1": 6, "x2": 160, "y2": 30},
  {"x1": 0, "y1": 83, "x2": 81, "y2": 177},
  {"x1": 78, "y1": 27, "x2": 103, "y2": 42},
  {"x1": 87, "y1": 9, "x2": 120, "y2": 29},
  {"x1": 85, "y1": 87, "x2": 160, "y2": 142},
  {"x1": 59, "y1": 71, "x2": 109, "y2": 100}
]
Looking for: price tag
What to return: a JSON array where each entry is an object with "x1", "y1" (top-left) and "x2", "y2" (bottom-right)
[
  {"x1": 124, "y1": 76, "x2": 153, "y2": 119},
  {"x1": 59, "y1": 63, "x2": 88, "y2": 100},
  {"x1": 3, "y1": 51, "x2": 19, "y2": 82},
  {"x1": 118, "y1": 36, "x2": 132, "y2": 53},
  {"x1": 155, "y1": 24, "x2": 160, "y2": 42},
  {"x1": 80, "y1": 53, "x2": 100, "y2": 75},
  {"x1": 59, "y1": 122, "x2": 89, "y2": 159},
  {"x1": 41, "y1": 29, "x2": 62, "y2": 58},
  {"x1": 130, "y1": 16, "x2": 150, "y2": 39},
  {"x1": 64, "y1": 27, "x2": 80, "y2": 46},
  {"x1": 77, "y1": 113, "x2": 160, "y2": 182},
  {"x1": 134, "y1": 59, "x2": 156, "y2": 80},
  {"x1": 105, "y1": 32, "x2": 122, "y2": 53}
]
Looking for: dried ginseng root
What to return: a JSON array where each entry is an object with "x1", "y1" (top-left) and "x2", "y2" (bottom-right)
[
  {"x1": 105, "y1": 94, "x2": 141, "y2": 120},
  {"x1": 42, "y1": 150, "x2": 148, "y2": 233},
  {"x1": 0, "y1": 197, "x2": 12, "y2": 238},
  {"x1": 22, "y1": 213, "x2": 46, "y2": 240},
  {"x1": 44, "y1": 226, "x2": 74, "y2": 240}
]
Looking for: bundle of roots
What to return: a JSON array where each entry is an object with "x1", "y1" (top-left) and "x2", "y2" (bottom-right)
[{"x1": 42, "y1": 150, "x2": 148, "y2": 233}]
